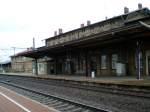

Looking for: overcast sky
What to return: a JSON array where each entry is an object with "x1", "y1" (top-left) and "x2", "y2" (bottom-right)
[{"x1": 0, "y1": 0, "x2": 150, "y2": 62}]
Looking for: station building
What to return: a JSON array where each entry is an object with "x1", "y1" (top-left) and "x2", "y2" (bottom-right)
[
  {"x1": 10, "y1": 47, "x2": 50, "y2": 75},
  {"x1": 11, "y1": 51, "x2": 33, "y2": 73},
  {"x1": 17, "y1": 6, "x2": 150, "y2": 77}
]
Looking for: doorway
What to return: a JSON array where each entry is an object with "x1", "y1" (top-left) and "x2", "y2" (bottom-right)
[
  {"x1": 148, "y1": 57, "x2": 150, "y2": 75},
  {"x1": 47, "y1": 61, "x2": 54, "y2": 74},
  {"x1": 90, "y1": 56, "x2": 97, "y2": 76},
  {"x1": 146, "y1": 50, "x2": 150, "y2": 76}
]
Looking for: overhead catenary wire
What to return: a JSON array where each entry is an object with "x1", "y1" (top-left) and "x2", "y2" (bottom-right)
[
  {"x1": 11, "y1": 47, "x2": 28, "y2": 55},
  {"x1": 0, "y1": 47, "x2": 28, "y2": 62}
]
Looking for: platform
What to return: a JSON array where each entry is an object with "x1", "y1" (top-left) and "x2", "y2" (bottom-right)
[
  {"x1": 0, "y1": 85, "x2": 59, "y2": 112},
  {"x1": 1, "y1": 72, "x2": 150, "y2": 87}
]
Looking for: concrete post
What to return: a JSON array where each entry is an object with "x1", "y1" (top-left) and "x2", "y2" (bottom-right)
[{"x1": 35, "y1": 58, "x2": 38, "y2": 75}]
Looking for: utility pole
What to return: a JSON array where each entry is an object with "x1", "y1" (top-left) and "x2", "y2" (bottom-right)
[
  {"x1": 12, "y1": 47, "x2": 27, "y2": 55},
  {"x1": 12, "y1": 47, "x2": 16, "y2": 55}
]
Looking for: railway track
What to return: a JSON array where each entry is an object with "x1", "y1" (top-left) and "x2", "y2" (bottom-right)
[
  {"x1": 1, "y1": 75, "x2": 150, "y2": 112},
  {"x1": 1, "y1": 75, "x2": 150, "y2": 99},
  {"x1": 0, "y1": 81, "x2": 109, "y2": 112}
]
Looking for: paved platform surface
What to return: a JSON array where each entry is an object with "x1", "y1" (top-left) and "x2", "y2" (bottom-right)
[
  {"x1": 1, "y1": 72, "x2": 150, "y2": 87},
  {"x1": 0, "y1": 86, "x2": 59, "y2": 112}
]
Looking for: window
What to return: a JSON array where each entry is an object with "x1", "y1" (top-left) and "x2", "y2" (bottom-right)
[
  {"x1": 101, "y1": 55, "x2": 107, "y2": 69},
  {"x1": 112, "y1": 54, "x2": 118, "y2": 69}
]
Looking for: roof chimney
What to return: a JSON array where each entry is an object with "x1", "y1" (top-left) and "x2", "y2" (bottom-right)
[
  {"x1": 58, "y1": 28, "x2": 63, "y2": 34},
  {"x1": 105, "y1": 17, "x2": 108, "y2": 20},
  {"x1": 124, "y1": 7, "x2": 129, "y2": 14},
  {"x1": 87, "y1": 20, "x2": 91, "y2": 26},
  {"x1": 80, "y1": 23, "x2": 84, "y2": 28},
  {"x1": 138, "y1": 3, "x2": 142, "y2": 9},
  {"x1": 54, "y1": 31, "x2": 57, "y2": 36}
]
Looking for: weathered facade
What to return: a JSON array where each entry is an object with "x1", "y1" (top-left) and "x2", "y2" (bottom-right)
[
  {"x1": 19, "y1": 8, "x2": 150, "y2": 77},
  {"x1": 37, "y1": 57, "x2": 51, "y2": 75},
  {"x1": 11, "y1": 55, "x2": 33, "y2": 73}
]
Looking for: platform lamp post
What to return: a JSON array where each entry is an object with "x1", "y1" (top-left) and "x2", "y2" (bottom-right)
[
  {"x1": 33, "y1": 37, "x2": 37, "y2": 76},
  {"x1": 136, "y1": 40, "x2": 143, "y2": 80}
]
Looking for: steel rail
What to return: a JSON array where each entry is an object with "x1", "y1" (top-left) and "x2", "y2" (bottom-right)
[{"x1": 0, "y1": 81, "x2": 110, "y2": 112}]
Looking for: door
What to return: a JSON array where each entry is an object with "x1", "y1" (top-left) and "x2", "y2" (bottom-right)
[
  {"x1": 47, "y1": 61, "x2": 54, "y2": 74},
  {"x1": 90, "y1": 56, "x2": 97, "y2": 76}
]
